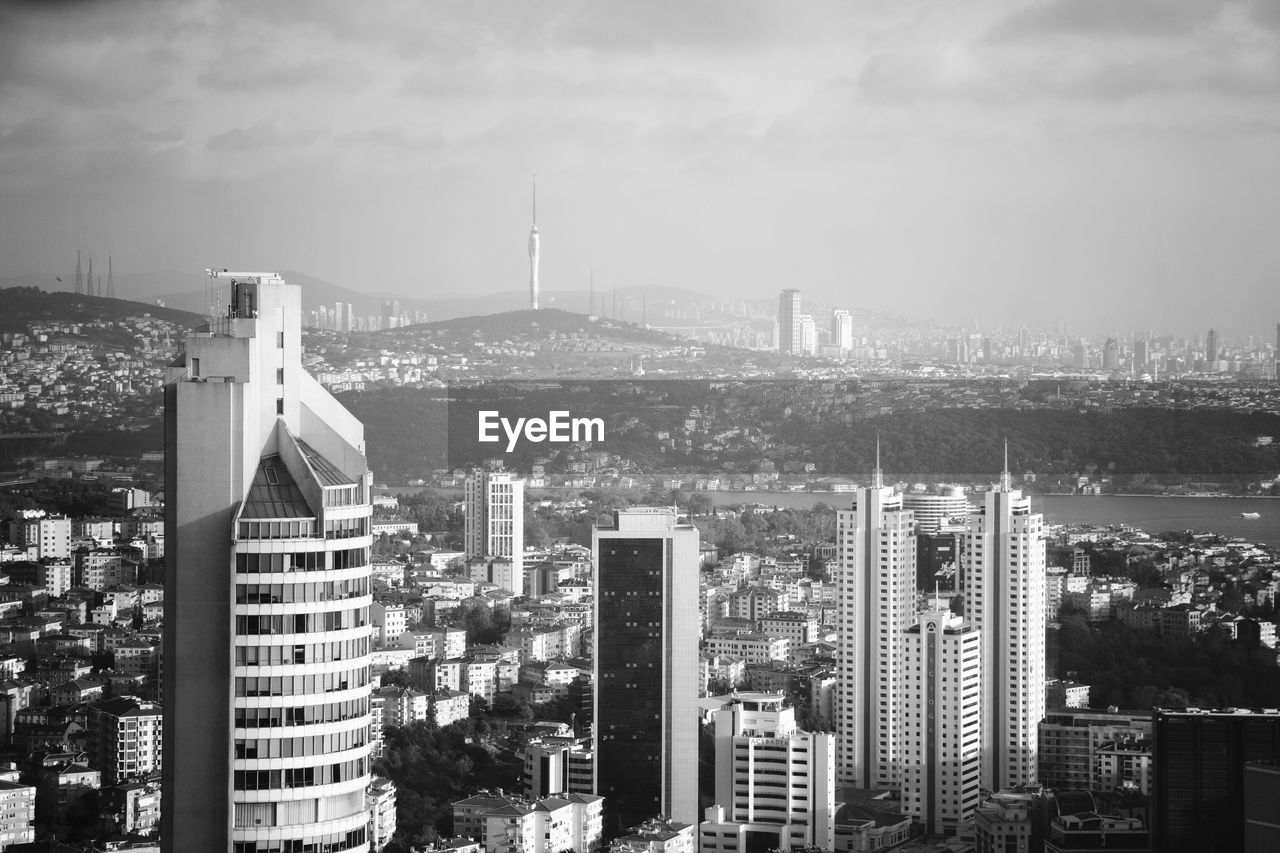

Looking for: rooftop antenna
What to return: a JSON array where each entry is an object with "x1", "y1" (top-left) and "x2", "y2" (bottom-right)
[
  {"x1": 73, "y1": 251, "x2": 83, "y2": 295},
  {"x1": 86, "y1": 257, "x2": 93, "y2": 296},
  {"x1": 1000, "y1": 438, "x2": 1013, "y2": 492},
  {"x1": 106, "y1": 255, "x2": 114, "y2": 299},
  {"x1": 872, "y1": 433, "x2": 883, "y2": 489}
]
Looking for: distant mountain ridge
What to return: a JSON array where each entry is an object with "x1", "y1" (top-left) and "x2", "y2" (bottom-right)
[
  {"x1": 0, "y1": 286, "x2": 204, "y2": 332},
  {"x1": 0, "y1": 270, "x2": 721, "y2": 325}
]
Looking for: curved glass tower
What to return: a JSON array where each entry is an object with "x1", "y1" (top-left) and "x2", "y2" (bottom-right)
[{"x1": 163, "y1": 271, "x2": 374, "y2": 853}]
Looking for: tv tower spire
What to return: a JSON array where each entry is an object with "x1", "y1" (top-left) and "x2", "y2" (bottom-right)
[
  {"x1": 528, "y1": 172, "x2": 540, "y2": 310},
  {"x1": 74, "y1": 251, "x2": 83, "y2": 295}
]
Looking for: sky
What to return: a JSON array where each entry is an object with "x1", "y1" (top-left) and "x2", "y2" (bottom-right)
[{"x1": 1, "y1": 0, "x2": 1279, "y2": 338}]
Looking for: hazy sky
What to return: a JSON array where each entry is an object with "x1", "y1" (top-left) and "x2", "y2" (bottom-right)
[{"x1": 2, "y1": 0, "x2": 1279, "y2": 337}]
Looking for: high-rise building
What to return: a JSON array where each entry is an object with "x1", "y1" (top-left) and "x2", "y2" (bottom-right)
[
  {"x1": 778, "y1": 290, "x2": 802, "y2": 356},
  {"x1": 900, "y1": 609, "x2": 982, "y2": 837},
  {"x1": 835, "y1": 453, "x2": 917, "y2": 788},
  {"x1": 1133, "y1": 337, "x2": 1148, "y2": 371},
  {"x1": 698, "y1": 692, "x2": 836, "y2": 852},
  {"x1": 529, "y1": 172, "x2": 541, "y2": 310},
  {"x1": 593, "y1": 508, "x2": 699, "y2": 832},
  {"x1": 799, "y1": 314, "x2": 817, "y2": 356},
  {"x1": 1152, "y1": 707, "x2": 1280, "y2": 853},
  {"x1": 1206, "y1": 327, "x2": 1219, "y2": 364},
  {"x1": 1102, "y1": 337, "x2": 1118, "y2": 369},
  {"x1": 463, "y1": 470, "x2": 525, "y2": 596},
  {"x1": 162, "y1": 271, "x2": 374, "y2": 853},
  {"x1": 963, "y1": 456, "x2": 1046, "y2": 793},
  {"x1": 831, "y1": 309, "x2": 853, "y2": 352}
]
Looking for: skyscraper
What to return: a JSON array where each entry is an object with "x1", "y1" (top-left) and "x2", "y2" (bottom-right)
[
  {"x1": 1206, "y1": 327, "x2": 1219, "y2": 365},
  {"x1": 778, "y1": 289, "x2": 802, "y2": 356},
  {"x1": 162, "y1": 271, "x2": 374, "y2": 853},
  {"x1": 463, "y1": 469, "x2": 525, "y2": 596},
  {"x1": 962, "y1": 451, "x2": 1046, "y2": 793},
  {"x1": 831, "y1": 309, "x2": 853, "y2": 353},
  {"x1": 835, "y1": 450, "x2": 917, "y2": 788},
  {"x1": 529, "y1": 172, "x2": 541, "y2": 310},
  {"x1": 900, "y1": 609, "x2": 982, "y2": 836},
  {"x1": 1152, "y1": 707, "x2": 1280, "y2": 853},
  {"x1": 593, "y1": 508, "x2": 699, "y2": 832}
]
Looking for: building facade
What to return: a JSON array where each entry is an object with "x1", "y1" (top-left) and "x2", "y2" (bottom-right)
[
  {"x1": 900, "y1": 610, "x2": 982, "y2": 836},
  {"x1": 835, "y1": 464, "x2": 916, "y2": 788},
  {"x1": 963, "y1": 470, "x2": 1046, "y2": 792},
  {"x1": 464, "y1": 470, "x2": 525, "y2": 596},
  {"x1": 593, "y1": 508, "x2": 700, "y2": 832},
  {"x1": 777, "y1": 290, "x2": 802, "y2": 356},
  {"x1": 162, "y1": 272, "x2": 374, "y2": 853}
]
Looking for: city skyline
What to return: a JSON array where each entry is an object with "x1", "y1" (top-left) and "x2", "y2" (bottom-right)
[{"x1": 2, "y1": 1, "x2": 1280, "y2": 336}]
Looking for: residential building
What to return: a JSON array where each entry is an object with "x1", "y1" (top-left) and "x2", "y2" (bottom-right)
[
  {"x1": 89, "y1": 695, "x2": 163, "y2": 786},
  {"x1": 523, "y1": 735, "x2": 594, "y2": 798},
  {"x1": 835, "y1": 457, "x2": 916, "y2": 788},
  {"x1": 464, "y1": 470, "x2": 524, "y2": 596},
  {"x1": 964, "y1": 465, "x2": 1047, "y2": 791},
  {"x1": 900, "y1": 609, "x2": 983, "y2": 836}
]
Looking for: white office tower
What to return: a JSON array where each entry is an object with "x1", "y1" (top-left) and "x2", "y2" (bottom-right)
[
  {"x1": 831, "y1": 309, "x2": 853, "y2": 353},
  {"x1": 464, "y1": 470, "x2": 525, "y2": 596},
  {"x1": 800, "y1": 315, "x2": 817, "y2": 356},
  {"x1": 963, "y1": 458, "x2": 1046, "y2": 792},
  {"x1": 699, "y1": 692, "x2": 836, "y2": 853},
  {"x1": 900, "y1": 610, "x2": 983, "y2": 836},
  {"x1": 902, "y1": 486, "x2": 971, "y2": 535},
  {"x1": 593, "y1": 507, "x2": 700, "y2": 831},
  {"x1": 835, "y1": 454, "x2": 917, "y2": 788},
  {"x1": 163, "y1": 272, "x2": 374, "y2": 853}
]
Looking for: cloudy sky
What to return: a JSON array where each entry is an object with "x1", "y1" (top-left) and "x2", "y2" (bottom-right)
[{"x1": 1, "y1": 0, "x2": 1278, "y2": 337}]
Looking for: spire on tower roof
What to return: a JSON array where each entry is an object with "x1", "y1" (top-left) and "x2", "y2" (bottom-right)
[
  {"x1": 1000, "y1": 438, "x2": 1013, "y2": 492},
  {"x1": 532, "y1": 171, "x2": 537, "y2": 226}
]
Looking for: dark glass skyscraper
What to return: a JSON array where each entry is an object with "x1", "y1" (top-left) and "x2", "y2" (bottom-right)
[
  {"x1": 1153, "y1": 708, "x2": 1280, "y2": 853},
  {"x1": 593, "y1": 508, "x2": 698, "y2": 834}
]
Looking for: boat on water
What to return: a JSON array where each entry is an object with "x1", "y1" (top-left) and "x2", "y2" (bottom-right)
[{"x1": 1240, "y1": 512, "x2": 1261, "y2": 519}]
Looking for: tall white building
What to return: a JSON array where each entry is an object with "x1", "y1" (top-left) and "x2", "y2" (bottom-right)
[
  {"x1": 831, "y1": 309, "x2": 853, "y2": 352},
  {"x1": 799, "y1": 315, "x2": 817, "y2": 356},
  {"x1": 162, "y1": 272, "x2": 374, "y2": 853},
  {"x1": 699, "y1": 692, "x2": 836, "y2": 853},
  {"x1": 835, "y1": 458, "x2": 917, "y2": 788},
  {"x1": 464, "y1": 470, "x2": 525, "y2": 596},
  {"x1": 900, "y1": 610, "x2": 983, "y2": 836},
  {"x1": 593, "y1": 508, "x2": 700, "y2": 832},
  {"x1": 777, "y1": 290, "x2": 802, "y2": 356},
  {"x1": 529, "y1": 172, "x2": 541, "y2": 310},
  {"x1": 963, "y1": 462, "x2": 1046, "y2": 792}
]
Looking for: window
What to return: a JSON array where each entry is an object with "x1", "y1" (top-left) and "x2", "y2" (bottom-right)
[
  {"x1": 276, "y1": 398, "x2": 285, "y2": 415},
  {"x1": 276, "y1": 368, "x2": 284, "y2": 385},
  {"x1": 191, "y1": 357, "x2": 200, "y2": 378}
]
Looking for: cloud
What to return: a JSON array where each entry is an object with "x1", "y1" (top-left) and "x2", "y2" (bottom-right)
[
  {"x1": 989, "y1": 0, "x2": 1224, "y2": 41},
  {"x1": 206, "y1": 117, "x2": 325, "y2": 153},
  {"x1": 198, "y1": 54, "x2": 371, "y2": 93}
]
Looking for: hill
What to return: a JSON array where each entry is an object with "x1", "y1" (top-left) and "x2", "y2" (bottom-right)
[
  {"x1": 0, "y1": 287, "x2": 204, "y2": 333},
  {"x1": 378, "y1": 307, "x2": 681, "y2": 346}
]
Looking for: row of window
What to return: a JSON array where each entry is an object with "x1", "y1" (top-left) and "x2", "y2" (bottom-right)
[
  {"x1": 234, "y1": 608, "x2": 368, "y2": 635},
  {"x1": 239, "y1": 520, "x2": 315, "y2": 540},
  {"x1": 324, "y1": 518, "x2": 369, "y2": 540},
  {"x1": 235, "y1": 578, "x2": 368, "y2": 604},
  {"x1": 235, "y1": 699, "x2": 367, "y2": 729},
  {"x1": 231, "y1": 827, "x2": 366, "y2": 853},
  {"x1": 234, "y1": 547, "x2": 370, "y2": 574},
  {"x1": 235, "y1": 637, "x2": 370, "y2": 667},
  {"x1": 235, "y1": 667, "x2": 370, "y2": 697},
  {"x1": 232, "y1": 756, "x2": 366, "y2": 790},
  {"x1": 234, "y1": 727, "x2": 367, "y2": 759},
  {"x1": 323, "y1": 485, "x2": 364, "y2": 507}
]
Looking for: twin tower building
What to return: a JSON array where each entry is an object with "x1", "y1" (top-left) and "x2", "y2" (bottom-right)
[
  {"x1": 160, "y1": 272, "x2": 1043, "y2": 851},
  {"x1": 838, "y1": 462, "x2": 1046, "y2": 836}
]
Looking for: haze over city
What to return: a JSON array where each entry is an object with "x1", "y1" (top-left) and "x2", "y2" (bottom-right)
[{"x1": 2, "y1": 0, "x2": 1280, "y2": 336}]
